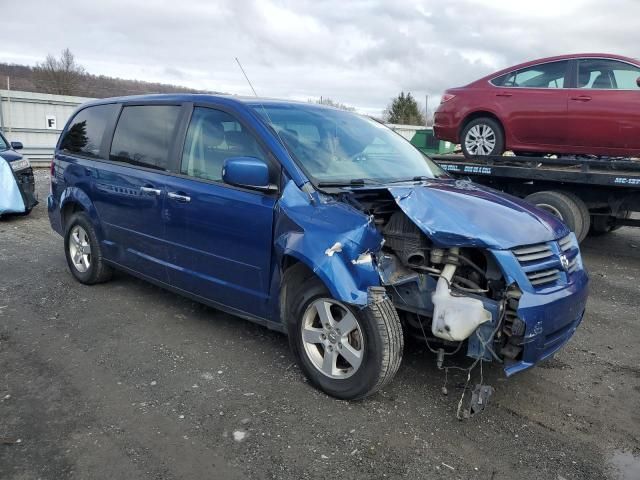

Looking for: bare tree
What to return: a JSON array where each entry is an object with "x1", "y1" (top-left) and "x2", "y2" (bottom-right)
[
  {"x1": 310, "y1": 96, "x2": 355, "y2": 112},
  {"x1": 32, "y1": 48, "x2": 86, "y2": 96}
]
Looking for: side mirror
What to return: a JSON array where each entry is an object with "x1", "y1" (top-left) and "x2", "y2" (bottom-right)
[
  {"x1": 636, "y1": 76, "x2": 640, "y2": 88},
  {"x1": 11, "y1": 141, "x2": 23, "y2": 150},
  {"x1": 222, "y1": 156, "x2": 276, "y2": 192}
]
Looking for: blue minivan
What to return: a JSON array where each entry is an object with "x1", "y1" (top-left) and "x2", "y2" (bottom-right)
[{"x1": 48, "y1": 94, "x2": 589, "y2": 399}]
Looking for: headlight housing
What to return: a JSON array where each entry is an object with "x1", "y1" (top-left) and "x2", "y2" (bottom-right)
[{"x1": 10, "y1": 158, "x2": 30, "y2": 171}]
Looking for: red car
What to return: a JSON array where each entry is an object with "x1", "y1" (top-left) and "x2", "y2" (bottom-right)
[{"x1": 434, "y1": 53, "x2": 640, "y2": 158}]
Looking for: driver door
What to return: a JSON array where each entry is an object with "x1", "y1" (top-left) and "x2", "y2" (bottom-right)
[
  {"x1": 567, "y1": 58, "x2": 640, "y2": 151},
  {"x1": 162, "y1": 105, "x2": 278, "y2": 318}
]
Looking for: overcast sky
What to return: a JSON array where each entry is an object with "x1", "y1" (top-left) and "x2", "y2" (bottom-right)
[{"x1": 1, "y1": 0, "x2": 639, "y2": 116}]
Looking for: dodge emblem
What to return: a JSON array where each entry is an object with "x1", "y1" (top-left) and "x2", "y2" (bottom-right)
[{"x1": 560, "y1": 254, "x2": 570, "y2": 271}]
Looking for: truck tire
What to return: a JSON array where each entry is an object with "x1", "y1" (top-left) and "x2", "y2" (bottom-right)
[
  {"x1": 285, "y1": 275, "x2": 403, "y2": 400},
  {"x1": 524, "y1": 190, "x2": 589, "y2": 242},
  {"x1": 591, "y1": 210, "x2": 630, "y2": 235},
  {"x1": 461, "y1": 117, "x2": 505, "y2": 158},
  {"x1": 561, "y1": 191, "x2": 590, "y2": 242},
  {"x1": 64, "y1": 212, "x2": 113, "y2": 284}
]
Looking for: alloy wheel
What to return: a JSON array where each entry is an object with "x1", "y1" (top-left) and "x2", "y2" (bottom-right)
[
  {"x1": 301, "y1": 298, "x2": 364, "y2": 379},
  {"x1": 69, "y1": 225, "x2": 91, "y2": 273},
  {"x1": 465, "y1": 123, "x2": 497, "y2": 155}
]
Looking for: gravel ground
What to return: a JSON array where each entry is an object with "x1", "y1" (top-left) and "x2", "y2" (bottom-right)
[{"x1": 1, "y1": 170, "x2": 639, "y2": 480}]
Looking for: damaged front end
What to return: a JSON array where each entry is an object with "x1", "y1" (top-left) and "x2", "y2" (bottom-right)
[{"x1": 276, "y1": 178, "x2": 588, "y2": 382}]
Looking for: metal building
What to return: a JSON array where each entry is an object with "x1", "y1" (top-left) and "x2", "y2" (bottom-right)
[{"x1": 0, "y1": 89, "x2": 94, "y2": 166}]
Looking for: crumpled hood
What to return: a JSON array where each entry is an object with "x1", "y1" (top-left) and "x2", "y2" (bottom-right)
[{"x1": 387, "y1": 180, "x2": 569, "y2": 249}]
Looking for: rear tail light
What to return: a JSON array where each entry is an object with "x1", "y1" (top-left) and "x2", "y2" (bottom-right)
[{"x1": 440, "y1": 94, "x2": 456, "y2": 103}]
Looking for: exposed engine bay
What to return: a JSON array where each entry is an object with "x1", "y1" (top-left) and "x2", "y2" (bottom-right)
[{"x1": 340, "y1": 188, "x2": 526, "y2": 370}]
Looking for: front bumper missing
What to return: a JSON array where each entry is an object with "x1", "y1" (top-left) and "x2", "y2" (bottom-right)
[
  {"x1": 504, "y1": 271, "x2": 589, "y2": 376},
  {"x1": 15, "y1": 167, "x2": 38, "y2": 211}
]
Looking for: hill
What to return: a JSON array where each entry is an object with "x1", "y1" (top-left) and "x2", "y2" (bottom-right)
[{"x1": 0, "y1": 62, "x2": 216, "y2": 98}]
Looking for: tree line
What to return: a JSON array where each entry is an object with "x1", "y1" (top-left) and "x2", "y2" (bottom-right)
[{"x1": 4, "y1": 49, "x2": 428, "y2": 125}]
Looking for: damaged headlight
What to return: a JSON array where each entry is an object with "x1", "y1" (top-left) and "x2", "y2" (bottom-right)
[{"x1": 10, "y1": 158, "x2": 30, "y2": 172}]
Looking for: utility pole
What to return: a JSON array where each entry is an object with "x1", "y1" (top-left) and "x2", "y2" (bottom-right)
[
  {"x1": 6, "y1": 76, "x2": 11, "y2": 134},
  {"x1": 425, "y1": 94, "x2": 429, "y2": 127}
]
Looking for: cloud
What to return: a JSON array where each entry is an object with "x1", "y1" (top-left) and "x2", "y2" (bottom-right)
[{"x1": 1, "y1": 0, "x2": 638, "y2": 115}]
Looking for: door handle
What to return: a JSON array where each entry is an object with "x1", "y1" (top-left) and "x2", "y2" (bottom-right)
[
  {"x1": 496, "y1": 92, "x2": 513, "y2": 97},
  {"x1": 140, "y1": 186, "x2": 162, "y2": 196},
  {"x1": 570, "y1": 95, "x2": 592, "y2": 102},
  {"x1": 168, "y1": 191, "x2": 191, "y2": 203}
]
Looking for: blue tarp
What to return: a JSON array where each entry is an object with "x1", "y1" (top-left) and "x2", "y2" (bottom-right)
[{"x1": 0, "y1": 157, "x2": 25, "y2": 215}]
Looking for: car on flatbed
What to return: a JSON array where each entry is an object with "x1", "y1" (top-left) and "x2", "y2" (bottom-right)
[
  {"x1": 48, "y1": 94, "x2": 589, "y2": 399},
  {"x1": 434, "y1": 53, "x2": 640, "y2": 159}
]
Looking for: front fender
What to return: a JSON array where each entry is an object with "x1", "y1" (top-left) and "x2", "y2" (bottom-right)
[{"x1": 274, "y1": 181, "x2": 383, "y2": 306}]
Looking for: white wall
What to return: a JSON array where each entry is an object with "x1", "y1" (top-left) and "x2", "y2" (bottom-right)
[{"x1": 0, "y1": 90, "x2": 95, "y2": 165}]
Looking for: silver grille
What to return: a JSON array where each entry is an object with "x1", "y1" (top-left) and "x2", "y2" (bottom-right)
[
  {"x1": 513, "y1": 240, "x2": 560, "y2": 287},
  {"x1": 512, "y1": 243, "x2": 553, "y2": 263},
  {"x1": 559, "y1": 234, "x2": 572, "y2": 252},
  {"x1": 527, "y1": 268, "x2": 561, "y2": 286}
]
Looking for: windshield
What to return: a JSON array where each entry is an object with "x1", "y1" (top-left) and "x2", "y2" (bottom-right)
[
  {"x1": 251, "y1": 103, "x2": 445, "y2": 185},
  {"x1": 0, "y1": 133, "x2": 8, "y2": 151}
]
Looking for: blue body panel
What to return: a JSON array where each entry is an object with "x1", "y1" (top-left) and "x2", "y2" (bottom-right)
[
  {"x1": 0, "y1": 149, "x2": 23, "y2": 163},
  {"x1": 48, "y1": 93, "x2": 589, "y2": 375}
]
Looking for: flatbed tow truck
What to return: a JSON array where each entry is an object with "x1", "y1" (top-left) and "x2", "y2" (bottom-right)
[{"x1": 430, "y1": 153, "x2": 640, "y2": 242}]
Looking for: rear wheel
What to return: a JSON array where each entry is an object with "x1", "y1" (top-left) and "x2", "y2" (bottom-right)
[
  {"x1": 524, "y1": 190, "x2": 590, "y2": 242},
  {"x1": 591, "y1": 210, "x2": 630, "y2": 235},
  {"x1": 64, "y1": 212, "x2": 113, "y2": 284},
  {"x1": 286, "y1": 276, "x2": 403, "y2": 400},
  {"x1": 461, "y1": 117, "x2": 505, "y2": 158}
]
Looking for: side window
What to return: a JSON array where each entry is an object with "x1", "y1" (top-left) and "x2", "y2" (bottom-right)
[
  {"x1": 60, "y1": 104, "x2": 118, "y2": 158},
  {"x1": 181, "y1": 107, "x2": 267, "y2": 182},
  {"x1": 500, "y1": 60, "x2": 568, "y2": 88},
  {"x1": 578, "y1": 59, "x2": 640, "y2": 90},
  {"x1": 110, "y1": 105, "x2": 181, "y2": 170}
]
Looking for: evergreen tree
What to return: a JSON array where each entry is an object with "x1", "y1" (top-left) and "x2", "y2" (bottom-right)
[{"x1": 384, "y1": 91, "x2": 425, "y2": 125}]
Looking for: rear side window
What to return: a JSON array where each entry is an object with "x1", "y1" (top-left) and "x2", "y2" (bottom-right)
[
  {"x1": 494, "y1": 60, "x2": 568, "y2": 88},
  {"x1": 60, "y1": 104, "x2": 118, "y2": 158},
  {"x1": 110, "y1": 105, "x2": 181, "y2": 170}
]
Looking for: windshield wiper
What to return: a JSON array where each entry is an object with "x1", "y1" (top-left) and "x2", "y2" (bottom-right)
[
  {"x1": 317, "y1": 178, "x2": 382, "y2": 188},
  {"x1": 386, "y1": 175, "x2": 433, "y2": 184}
]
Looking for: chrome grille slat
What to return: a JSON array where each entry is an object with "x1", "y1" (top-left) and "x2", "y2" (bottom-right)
[
  {"x1": 559, "y1": 234, "x2": 573, "y2": 252},
  {"x1": 515, "y1": 250, "x2": 554, "y2": 262},
  {"x1": 568, "y1": 257, "x2": 578, "y2": 273},
  {"x1": 512, "y1": 243, "x2": 553, "y2": 264},
  {"x1": 530, "y1": 270, "x2": 561, "y2": 286},
  {"x1": 528, "y1": 268, "x2": 560, "y2": 280}
]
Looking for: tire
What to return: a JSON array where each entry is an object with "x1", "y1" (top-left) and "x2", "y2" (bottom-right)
[
  {"x1": 461, "y1": 117, "x2": 505, "y2": 158},
  {"x1": 561, "y1": 191, "x2": 590, "y2": 242},
  {"x1": 285, "y1": 275, "x2": 403, "y2": 400},
  {"x1": 591, "y1": 210, "x2": 630, "y2": 235},
  {"x1": 64, "y1": 212, "x2": 113, "y2": 284},
  {"x1": 524, "y1": 190, "x2": 588, "y2": 242}
]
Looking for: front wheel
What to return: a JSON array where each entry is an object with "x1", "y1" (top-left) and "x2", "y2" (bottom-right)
[
  {"x1": 286, "y1": 276, "x2": 403, "y2": 400},
  {"x1": 461, "y1": 117, "x2": 505, "y2": 158}
]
